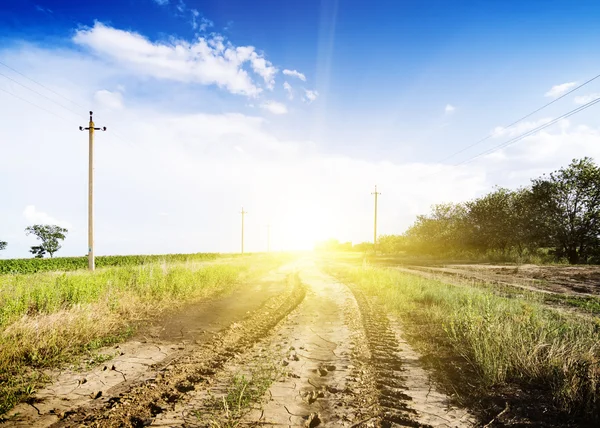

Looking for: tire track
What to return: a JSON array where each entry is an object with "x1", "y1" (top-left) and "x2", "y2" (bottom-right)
[
  {"x1": 51, "y1": 274, "x2": 306, "y2": 428},
  {"x1": 347, "y1": 285, "x2": 424, "y2": 427},
  {"x1": 346, "y1": 281, "x2": 474, "y2": 428}
]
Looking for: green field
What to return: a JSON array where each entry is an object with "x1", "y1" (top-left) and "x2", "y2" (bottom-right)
[{"x1": 0, "y1": 252, "x2": 221, "y2": 274}]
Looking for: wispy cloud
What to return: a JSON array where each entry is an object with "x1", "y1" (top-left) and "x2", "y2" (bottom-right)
[
  {"x1": 74, "y1": 22, "x2": 277, "y2": 97},
  {"x1": 153, "y1": 0, "x2": 169, "y2": 5},
  {"x1": 545, "y1": 81, "x2": 577, "y2": 98},
  {"x1": 261, "y1": 101, "x2": 288, "y2": 115},
  {"x1": 283, "y1": 81, "x2": 293, "y2": 100},
  {"x1": 303, "y1": 89, "x2": 318, "y2": 103},
  {"x1": 445, "y1": 104, "x2": 455, "y2": 114},
  {"x1": 574, "y1": 93, "x2": 600, "y2": 105},
  {"x1": 35, "y1": 5, "x2": 53, "y2": 13},
  {"x1": 283, "y1": 69, "x2": 306, "y2": 81}
]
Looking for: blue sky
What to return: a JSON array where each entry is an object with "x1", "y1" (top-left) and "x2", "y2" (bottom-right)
[{"x1": 3, "y1": 0, "x2": 600, "y2": 257}]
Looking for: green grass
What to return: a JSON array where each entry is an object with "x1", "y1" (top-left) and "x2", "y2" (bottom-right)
[
  {"x1": 0, "y1": 252, "x2": 220, "y2": 274},
  {"x1": 0, "y1": 254, "x2": 290, "y2": 416},
  {"x1": 326, "y1": 264, "x2": 600, "y2": 419},
  {"x1": 199, "y1": 362, "x2": 280, "y2": 427}
]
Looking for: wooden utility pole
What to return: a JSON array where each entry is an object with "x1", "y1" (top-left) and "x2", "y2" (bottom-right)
[
  {"x1": 79, "y1": 111, "x2": 106, "y2": 271},
  {"x1": 372, "y1": 185, "x2": 381, "y2": 253},
  {"x1": 240, "y1": 208, "x2": 247, "y2": 254}
]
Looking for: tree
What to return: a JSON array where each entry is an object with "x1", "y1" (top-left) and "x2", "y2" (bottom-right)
[
  {"x1": 531, "y1": 158, "x2": 600, "y2": 264},
  {"x1": 0, "y1": 240, "x2": 6, "y2": 251},
  {"x1": 25, "y1": 225, "x2": 68, "y2": 258},
  {"x1": 30, "y1": 245, "x2": 46, "y2": 258}
]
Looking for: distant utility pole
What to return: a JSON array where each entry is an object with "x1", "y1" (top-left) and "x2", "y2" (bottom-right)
[
  {"x1": 372, "y1": 185, "x2": 381, "y2": 253},
  {"x1": 79, "y1": 111, "x2": 106, "y2": 271},
  {"x1": 240, "y1": 208, "x2": 247, "y2": 254},
  {"x1": 266, "y1": 224, "x2": 271, "y2": 252}
]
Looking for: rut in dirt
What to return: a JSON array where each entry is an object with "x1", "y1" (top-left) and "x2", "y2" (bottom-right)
[{"x1": 51, "y1": 272, "x2": 306, "y2": 428}]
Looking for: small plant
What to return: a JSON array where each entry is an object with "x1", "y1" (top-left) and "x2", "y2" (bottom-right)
[{"x1": 198, "y1": 363, "x2": 280, "y2": 426}]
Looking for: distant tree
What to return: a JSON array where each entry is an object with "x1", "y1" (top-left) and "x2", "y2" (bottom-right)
[
  {"x1": 531, "y1": 158, "x2": 600, "y2": 264},
  {"x1": 25, "y1": 225, "x2": 68, "y2": 258},
  {"x1": 353, "y1": 242, "x2": 374, "y2": 253},
  {"x1": 0, "y1": 240, "x2": 6, "y2": 251},
  {"x1": 377, "y1": 235, "x2": 405, "y2": 254},
  {"x1": 30, "y1": 245, "x2": 47, "y2": 258}
]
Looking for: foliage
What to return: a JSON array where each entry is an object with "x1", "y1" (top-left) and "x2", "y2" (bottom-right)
[
  {"x1": 0, "y1": 252, "x2": 219, "y2": 274},
  {"x1": 389, "y1": 158, "x2": 600, "y2": 264},
  {"x1": 25, "y1": 224, "x2": 68, "y2": 258},
  {"x1": 531, "y1": 157, "x2": 600, "y2": 264},
  {"x1": 314, "y1": 238, "x2": 353, "y2": 251},
  {"x1": 29, "y1": 246, "x2": 46, "y2": 258},
  {"x1": 0, "y1": 241, "x2": 6, "y2": 251},
  {"x1": 329, "y1": 265, "x2": 600, "y2": 419}
]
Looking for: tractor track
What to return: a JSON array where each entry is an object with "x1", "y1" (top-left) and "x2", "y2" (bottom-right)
[{"x1": 50, "y1": 274, "x2": 306, "y2": 428}]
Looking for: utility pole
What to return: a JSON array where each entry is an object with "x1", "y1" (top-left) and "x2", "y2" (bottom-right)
[
  {"x1": 266, "y1": 224, "x2": 271, "y2": 252},
  {"x1": 240, "y1": 208, "x2": 247, "y2": 254},
  {"x1": 372, "y1": 185, "x2": 381, "y2": 253},
  {"x1": 79, "y1": 111, "x2": 106, "y2": 271}
]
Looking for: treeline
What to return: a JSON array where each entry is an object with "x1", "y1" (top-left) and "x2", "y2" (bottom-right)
[
  {"x1": 0, "y1": 253, "x2": 219, "y2": 274},
  {"x1": 380, "y1": 158, "x2": 600, "y2": 264}
]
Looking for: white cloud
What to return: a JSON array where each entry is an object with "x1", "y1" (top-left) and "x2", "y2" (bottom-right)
[
  {"x1": 260, "y1": 101, "x2": 288, "y2": 115},
  {"x1": 94, "y1": 89, "x2": 123, "y2": 110},
  {"x1": 303, "y1": 89, "x2": 318, "y2": 103},
  {"x1": 283, "y1": 69, "x2": 306, "y2": 81},
  {"x1": 491, "y1": 117, "x2": 553, "y2": 138},
  {"x1": 574, "y1": 93, "x2": 600, "y2": 105},
  {"x1": 73, "y1": 22, "x2": 277, "y2": 97},
  {"x1": 445, "y1": 104, "x2": 455, "y2": 114},
  {"x1": 283, "y1": 81, "x2": 293, "y2": 100},
  {"x1": 545, "y1": 81, "x2": 577, "y2": 98},
  {"x1": 5, "y1": 37, "x2": 600, "y2": 257},
  {"x1": 23, "y1": 206, "x2": 72, "y2": 229},
  {"x1": 199, "y1": 17, "x2": 213, "y2": 32},
  {"x1": 176, "y1": 0, "x2": 186, "y2": 13},
  {"x1": 153, "y1": 0, "x2": 169, "y2": 5}
]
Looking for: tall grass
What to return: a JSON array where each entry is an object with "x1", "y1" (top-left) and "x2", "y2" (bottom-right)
[
  {"x1": 328, "y1": 265, "x2": 600, "y2": 418},
  {"x1": 0, "y1": 255, "x2": 288, "y2": 416}
]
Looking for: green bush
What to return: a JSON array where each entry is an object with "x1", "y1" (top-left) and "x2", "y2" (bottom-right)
[{"x1": 0, "y1": 253, "x2": 219, "y2": 275}]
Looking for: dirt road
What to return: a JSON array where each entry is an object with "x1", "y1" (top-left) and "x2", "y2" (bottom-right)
[{"x1": 3, "y1": 259, "x2": 473, "y2": 427}]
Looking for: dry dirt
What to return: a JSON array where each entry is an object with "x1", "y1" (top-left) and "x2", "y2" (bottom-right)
[
  {"x1": 390, "y1": 264, "x2": 600, "y2": 297},
  {"x1": 2, "y1": 259, "x2": 474, "y2": 427}
]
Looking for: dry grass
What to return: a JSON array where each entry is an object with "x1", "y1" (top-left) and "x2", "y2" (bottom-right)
[
  {"x1": 0, "y1": 254, "x2": 290, "y2": 416},
  {"x1": 327, "y1": 263, "x2": 600, "y2": 420}
]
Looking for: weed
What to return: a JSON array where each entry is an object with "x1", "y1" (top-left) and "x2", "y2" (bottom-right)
[{"x1": 197, "y1": 363, "x2": 280, "y2": 426}]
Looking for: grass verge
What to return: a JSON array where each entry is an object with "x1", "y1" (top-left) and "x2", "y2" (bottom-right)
[
  {"x1": 325, "y1": 263, "x2": 600, "y2": 423},
  {"x1": 0, "y1": 254, "x2": 290, "y2": 416}
]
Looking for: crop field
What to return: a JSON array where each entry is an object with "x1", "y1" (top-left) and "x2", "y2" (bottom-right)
[{"x1": 1, "y1": 252, "x2": 599, "y2": 427}]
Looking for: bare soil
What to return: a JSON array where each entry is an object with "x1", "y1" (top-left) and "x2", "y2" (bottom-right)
[
  {"x1": 2, "y1": 259, "x2": 475, "y2": 427},
  {"x1": 389, "y1": 264, "x2": 600, "y2": 298}
]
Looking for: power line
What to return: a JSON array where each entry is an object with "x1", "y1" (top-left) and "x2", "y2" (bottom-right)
[
  {"x1": 457, "y1": 96, "x2": 600, "y2": 165},
  {"x1": 0, "y1": 86, "x2": 78, "y2": 124},
  {"x1": 0, "y1": 61, "x2": 137, "y2": 147},
  {"x1": 439, "y1": 72, "x2": 600, "y2": 163},
  {"x1": 0, "y1": 59, "x2": 86, "y2": 110}
]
